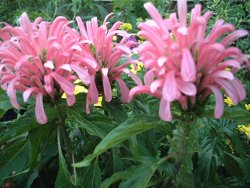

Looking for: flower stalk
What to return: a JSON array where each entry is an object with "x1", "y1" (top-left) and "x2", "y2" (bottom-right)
[{"x1": 54, "y1": 103, "x2": 77, "y2": 184}]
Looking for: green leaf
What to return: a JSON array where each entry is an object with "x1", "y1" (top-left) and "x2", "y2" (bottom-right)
[
  {"x1": 80, "y1": 160, "x2": 102, "y2": 188},
  {"x1": 0, "y1": 106, "x2": 56, "y2": 144},
  {"x1": 0, "y1": 92, "x2": 12, "y2": 118},
  {"x1": 73, "y1": 116, "x2": 165, "y2": 167},
  {"x1": 101, "y1": 158, "x2": 166, "y2": 188},
  {"x1": 55, "y1": 126, "x2": 77, "y2": 188},
  {"x1": 102, "y1": 98, "x2": 128, "y2": 123},
  {"x1": 198, "y1": 125, "x2": 226, "y2": 186},
  {"x1": 0, "y1": 139, "x2": 30, "y2": 184},
  {"x1": 93, "y1": 4, "x2": 108, "y2": 20},
  {"x1": 101, "y1": 170, "x2": 130, "y2": 188},
  {"x1": 119, "y1": 158, "x2": 165, "y2": 188},
  {"x1": 28, "y1": 123, "x2": 56, "y2": 169},
  {"x1": 203, "y1": 106, "x2": 250, "y2": 123},
  {"x1": 224, "y1": 152, "x2": 244, "y2": 178},
  {"x1": 66, "y1": 109, "x2": 113, "y2": 139}
]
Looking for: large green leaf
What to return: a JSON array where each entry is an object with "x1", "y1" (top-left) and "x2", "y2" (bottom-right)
[
  {"x1": 101, "y1": 158, "x2": 166, "y2": 188},
  {"x1": 101, "y1": 170, "x2": 130, "y2": 188},
  {"x1": 55, "y1": 126, "x2": 78, "y2": 188},
  {"x1": 0, "y1": 106, "x2": 56, "y2": 144},
  {"x1": 66, "y1": 109, "x2": 114, "y2": 139},
  {"x1": 198, "y1": 125, "x2": 226, "y2": 186},
  {"x1": 0, "y1": 139, "x2": 30, "y2": 184},
  {"x1": 203, "y1": 106, "x2": 250, "y2": 123},
  {"x1": 102, "y1": 98, "x2": 128, "y2": 123},
  {"x1": 0, "y1": 92, "x2": 12, "y2": 119},
  {"x1": 119, "y1": 162, "x2": 159, "y2": 188},
  {"x1": 73, "y1": 116, "x2": 165, "y2": 167},
  {"x1": 24, "y1": 122, "x2": 57, "y2": 188},
  {"x1": 93, "y1": 4, "x2": 108, "y2": 20},
  {"x1": 79, "y1": 160, "x2": 102, "y2": 188}
]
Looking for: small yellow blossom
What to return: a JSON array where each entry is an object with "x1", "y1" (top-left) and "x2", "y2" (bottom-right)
[
  {"x1": 224, "y1": 96, "x2": 234, "y2": 106},
  {"x1": 62, "y1": 79, "x2": 103, "y2": 106},
  {"x1": 131, "y1": 62, "x2": 144, "y2": 74},
  {"x1": 74, "y1": 79, "x2": 82, "y2": 84},
  {"x1": 95, "y1": 96, "x2": 103, "y2": 107},
  {"x1": 62, "y1": 85, "x2": 87, "y2": 99},
  {"x1": 245, "y1": 104, "x2": 250, "y2": 111},
  {"x1": 113, "y1": 35, "x2": 117, "y2": 41},
  {"x1": 238, "y1": 124, "x2": 250, "y2": 139},
  {"x1": 119, "y1": 23, "x2": 132, "y2": 31}
]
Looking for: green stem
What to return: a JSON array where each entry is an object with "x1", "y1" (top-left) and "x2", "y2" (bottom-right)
[{"x1": 54, "y1": 103, "x2": 77, "y2": 184}]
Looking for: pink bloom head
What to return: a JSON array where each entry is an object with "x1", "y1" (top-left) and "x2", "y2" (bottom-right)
[
  {"x1": 130, "y1": 0, "x2": 249, "y2": 121},
  {"x1": 75, "y1": 14, "x2": 141, "y2": 113},
  {"x1": 0, "y1": 13, "x2": 81, "y2": 124}
]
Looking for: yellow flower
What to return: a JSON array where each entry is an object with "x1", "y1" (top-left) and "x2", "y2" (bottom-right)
[
  {"x1": 113, "y1": 35, "x2": 117, "y2": 41},
  {"x1": 61, "y1": 85, "x2": 87, "y2": 99},
  {"x1": 238, "y1": 124, "x2": 250, "y2": 139},
  {"x1": 245, "y1": 104, "x2": 250, "y2": 111},
  {"x1": 224, "y1": 96, "x2": 234, "y2": 106},
  {"x1": 131, "y1": 62, "x2": 144, "y2": 74},
  {"x1": 62, "y1": 79, "x2": 103, "y2": 106},
  {"x1": 95, "y1": 96, "x2": 103, "y2": 107},
  {"x1": 119, "y1": 23, "x2": 132, "y2": 31}
]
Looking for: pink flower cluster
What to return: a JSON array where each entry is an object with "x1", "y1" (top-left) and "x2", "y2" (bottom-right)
[
  {"x1": 0, "y1": 0, "x2": 249, "y2": 124},
  {"x1": 0, "y1": 13, "x2": 137, "y2": 124},
  {"x1": 74, "y1": 14, "x2": 141, "y2": 113},
  {"x1": 129, "y1": 0, "x2": 249, "y2": 121}
]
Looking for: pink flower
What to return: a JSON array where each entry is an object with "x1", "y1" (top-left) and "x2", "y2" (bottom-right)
[
  {"x1": 0, "y1": 13, "x2": 83, "y2": 124},
  {"x1": 75, "y1": 14, "x2": 141, "y2": 113},
  {"x1": 129, "y1": 0, "x2": 249, "y2": 121}
]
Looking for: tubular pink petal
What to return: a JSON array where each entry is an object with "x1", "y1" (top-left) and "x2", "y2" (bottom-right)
[
  {"x1": 177, "y1": 80, "x2": 197, "y2": 96},
  {"x1": 177, "y1": 0, "x2": 187, "y2": 27},
  {"x1": 51, "y1": 72, "x2": 74, "y2": 95},
  {"x1": 35, "y1": 94, "x2": 47, "y2": 124},
  {"x1": 208, "y1": 85, "x2": 224, "y2": 119},
  {"x1": 144, "y1": 3, "x2": 169, "y2": 38},
  {"x1": 221, "y1": 30, "x2": 248, "y2": 47},
  {"x1": 104, "y1": 13, "x2": 114, "y2": 25},
  {"x1": 23, "y1": 87, "x2": 43, "y2": 102},
  {"x1": 215, "y1": 78, "x2": 238, "y2": 104},
  {"x1": 181, "y1": 48, "x2": 196, "y2": 82},
  {"x1": 212, "y1": 70, "x2": 234, "y2": 80},
  {"x1": 207, "y1": 24, "x2": 235, "y2": 43},
  {"x1": 66, "y1": 94, "x2": 75, "y2": 106},
  {"x1": 150, "y1": 79, "x2": 163, "y2": 93},
  {"x1": 162, "y1": 71, "x2": 178, "y2": 101},
  {"x1": 7, "y1": 78, "x2": 19, "y2": 109},
  {"x1": 71, "y1": 65, "x2": 91, "y2": 85},
  {"x1": 116, "y1": 77, "x2": 129, "y2": 103},
  {"x1": 231, "y1": 78, "x2": 246, "y2": 102},
  {"x1": 89, "y1": 76, "x2": 99, "y2": 104},
  {"x1": 102, "y1": 68, "x2": 112, "y2": 102},
  {"x1": 129, "y1": 86, "x2": 154, "y2": 101},
  {"x1": 59, "y1": 64, "x2": 72, "y2": 71},
  {"x1": 20, "y1": 13, "x2": 33, "y2": 36},
  {"x1": 44, "y1": 61, "x2": 55, "y2": 69},
  {"x1": 159, "y1": 99, "x2": 172, "y2": 121},
  {"x1": 123, "y1": 68, "x2": 142, "y2": 86},
  {"x1": 144, "y1": 69, "x2": 155, "y2": 86}
]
